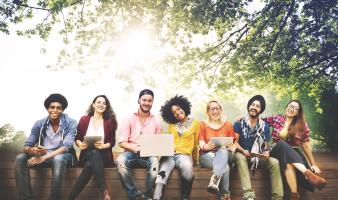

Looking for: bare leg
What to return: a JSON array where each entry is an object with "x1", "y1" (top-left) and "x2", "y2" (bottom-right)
[
  {"x1": 292, "y1": 163, "x2": 307, "y2": 173},
  {"x1": 285, "y1": 164, "x2": 298, "y2": 193}
]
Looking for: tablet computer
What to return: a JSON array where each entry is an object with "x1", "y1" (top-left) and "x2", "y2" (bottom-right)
[
  {"x1": 84, "y1": 136, "x2": 102, "y2": 147},
  {"x1": 210, "y1": 137, "x2": 233, "y2": 148}
]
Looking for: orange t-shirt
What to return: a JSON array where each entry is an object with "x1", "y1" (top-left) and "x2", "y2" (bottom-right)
[{"x1": 199, "y1": 121, "x2": 235, "y2": 154}]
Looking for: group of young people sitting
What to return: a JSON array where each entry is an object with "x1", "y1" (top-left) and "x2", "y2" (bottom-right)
[{"x1": 15, "y1": 89, "x2": 327, "y2": 200}]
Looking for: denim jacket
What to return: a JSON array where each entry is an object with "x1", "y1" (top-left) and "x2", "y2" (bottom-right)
[{"x1": 25, "y1": 113, "x2": 77, "y2": 152}]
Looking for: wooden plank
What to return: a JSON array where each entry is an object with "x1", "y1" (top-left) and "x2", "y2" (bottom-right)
[{"x1": 1, "y1": 151, "x2": 338, "y2": 200}]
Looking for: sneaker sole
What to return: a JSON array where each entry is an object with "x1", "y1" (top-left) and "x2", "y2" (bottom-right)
[{"x1": 207, "y1": 186, "x2": 219, "y2": 195}]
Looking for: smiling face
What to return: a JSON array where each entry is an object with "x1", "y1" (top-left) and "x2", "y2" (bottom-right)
[
  {"x1": 207, "y1": 101, "x2": 222, "y2": 122},
  {"x1": 138, "y1": 94, "x2": 153, "y2": 113},
  {"x1": 286, "y1": 101, "x2": 300, "y2": 118},
  {"x1": 248, "y1": 100, "x2": 261, "y2": 118},
  {"x1": 48, "y1": 102, "x2": 63, "y2": 120},
  {"x1": 92, "y1": 96, "x2": 107, "y2": 114},
  {"x1": 171, "y1": 105, "x2": 186, "y2": 122}
]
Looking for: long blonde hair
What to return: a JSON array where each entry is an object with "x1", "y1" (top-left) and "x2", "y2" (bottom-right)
[{"x1": 206, "y1": 100, "x2": 225, "y2": 125}]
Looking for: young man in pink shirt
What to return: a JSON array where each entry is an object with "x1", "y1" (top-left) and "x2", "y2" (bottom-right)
[{"x1": 116, "y1": 89, "x2": 162, "y2": 200}]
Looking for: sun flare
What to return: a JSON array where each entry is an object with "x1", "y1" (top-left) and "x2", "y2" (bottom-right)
[{"x1": 117, "y1": 29, "x2": 152, "y2": 65}]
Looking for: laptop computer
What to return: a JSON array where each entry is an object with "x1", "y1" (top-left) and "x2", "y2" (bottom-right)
[
  {"x1": 210, "y1": 137, "x2": 233, "y2": 148},
  {"x1": 139, "y1": 134, "x2": 174, "y2": 157}
]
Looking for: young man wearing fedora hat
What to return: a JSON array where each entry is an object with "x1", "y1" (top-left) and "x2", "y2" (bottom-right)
[{"x1": 15, "y1": 93, "x2": 78, "y2": 200}]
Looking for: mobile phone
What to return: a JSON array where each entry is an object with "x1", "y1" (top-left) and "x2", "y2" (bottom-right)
[{"x1": 37, "y1": 145, "x2": 47, "y2": 150}]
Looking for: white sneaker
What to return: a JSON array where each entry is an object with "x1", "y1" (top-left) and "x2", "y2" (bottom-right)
[{"x1": 207, "y1": 174, "x2": 221, "y2": 194}]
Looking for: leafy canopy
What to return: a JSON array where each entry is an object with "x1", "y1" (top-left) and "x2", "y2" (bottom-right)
[{"x1": 1, "y1": 0, "x2": 337, "y2": 96}]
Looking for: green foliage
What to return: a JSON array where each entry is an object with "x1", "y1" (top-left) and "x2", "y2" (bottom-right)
[
  {"x1": 315, "y1": 85, "x2": 338, "y2": 152},
  {"x1": 0, "y1": 124, "x2": 15, "y2": 144},
  {"x1": 1, "y1": 1, "x2": 336, "y2": 96},
  {"x1": 0, "y1": 124, "x2": 27, "y2": 152},
  {"x1": 178, "y1": 0, "x2": 337, "y2": 96}
]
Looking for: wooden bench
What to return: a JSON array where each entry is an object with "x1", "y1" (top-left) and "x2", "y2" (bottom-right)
[{"x1": 0, "y1": 152, "x2": 337, "y2": 200}]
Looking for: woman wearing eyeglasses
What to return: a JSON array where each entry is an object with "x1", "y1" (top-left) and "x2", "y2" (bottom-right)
[
  {"x1": 264, "y1": 100, "x2": 327, "y2": 200},
  {"x1": 198, "y1": 100, "x2": 236, "y2": 200}
]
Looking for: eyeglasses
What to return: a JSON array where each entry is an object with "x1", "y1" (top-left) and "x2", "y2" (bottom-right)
[
  {"x1": 287, "y1": 104, "x2": 299, "y2": 111},
  {"x1": 209, "y1": 106, "x2": 221, "y2": 112}
]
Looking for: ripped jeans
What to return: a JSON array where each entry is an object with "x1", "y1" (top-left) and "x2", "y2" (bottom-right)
[
  {"x1": 154, "y1": 154, "x2": 194, "y2": 199},
  {"x1": 116, "y1": 151, "x2": 159, "y2": 198},
  {"x1": 199, "y1": 148, "x2": 232, "y2": 195}
]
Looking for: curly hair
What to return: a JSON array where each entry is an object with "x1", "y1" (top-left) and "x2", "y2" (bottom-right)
[
  {"x1": 160, "y1": 95, "x2": 191, "y2": 124},
  {"x1": 86, "y1": 95, "x2": 118, "y2": 132}
]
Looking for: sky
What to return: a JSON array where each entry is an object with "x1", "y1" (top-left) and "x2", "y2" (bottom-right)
[{"x1": 0, "y1": 32, "x2": 166, "y2": 134}]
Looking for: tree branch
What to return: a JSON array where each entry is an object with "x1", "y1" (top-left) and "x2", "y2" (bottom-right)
[
  {"x1": 18, "y1": 0, "x2": 82, "y2": 12},
  {"x1": 81, "y1": 0, "x2": 86, "y2": 21},
  {"x1": 61, "y1": 10, "x2": 68, "y2": 41},
  {"x1": 205, "y1": 23, "x2": 248, "y2": 54},
  {"x1": 297, "y1": 55, "x2": 337, "y2": 73},
  {"x1": 210, "y1": 55, "x2": 226, "y2": 86},
  {"x1": 41, "y1": 11, "x2": 52, "y2": 25},
  {"x1": 268, "y1": 0, "x2": 295, "y2": 58},
  {"x1": 18, "y1": 4, "x2": 50, "y2": 11}
]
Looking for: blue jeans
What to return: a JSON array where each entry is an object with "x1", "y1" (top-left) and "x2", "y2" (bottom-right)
[
  {"x1": 155, "y1": 154, "x2": 194, "y2": 198},
  {"x1": 116, "y1": 151, "x2": 159, "y2": 198},
  {"x1": 199, "y1": 148, "x2": 232, "y2": 195},
  {"x1": 15, "y1": 152, "x2": 73, "y2": 200}
]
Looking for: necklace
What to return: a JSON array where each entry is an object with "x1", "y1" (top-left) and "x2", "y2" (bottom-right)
[{"x1": 175, "y1": 118, "x2": 193, "y2": 136}]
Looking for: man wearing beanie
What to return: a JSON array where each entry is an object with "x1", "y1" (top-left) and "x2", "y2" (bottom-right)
[
  {"x1": 15, "y1": 93, "x2": 78, "y2": 200},
  {"x1": 233, "y1": 95, "x2": 283, "y2": 200},
  {"x1": 116, "y1": 89, "x2": 162, "y2": 200}
]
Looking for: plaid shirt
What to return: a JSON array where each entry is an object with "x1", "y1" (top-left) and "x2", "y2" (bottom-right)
[{"x1": 263, "y1": 114, "x2": 310, "y2": 147}]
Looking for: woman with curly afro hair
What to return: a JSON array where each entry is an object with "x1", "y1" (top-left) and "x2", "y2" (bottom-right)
[{"x1": 153, "y1": 95, "x2": 199, "y2": 200}]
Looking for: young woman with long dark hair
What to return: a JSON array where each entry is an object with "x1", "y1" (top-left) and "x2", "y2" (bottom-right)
[
  {"x1": 265, "y1": 100, "x2": 327, "y2": 200},
  {"x1": 68, "y1": 95, "x2": 117, "y2": 200}
]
